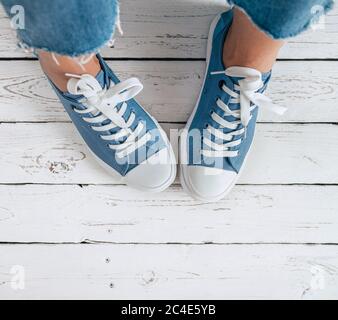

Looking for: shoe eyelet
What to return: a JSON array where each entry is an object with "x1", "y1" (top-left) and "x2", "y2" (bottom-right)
[{"x1": 218, "y1": 81, "x2": 224, "y2": 90}]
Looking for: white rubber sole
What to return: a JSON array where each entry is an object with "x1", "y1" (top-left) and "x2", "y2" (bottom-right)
[
  {"x1": 180, "y1": 139, "x2": 254, "y2": 202},
  {"x1": 180, "y1": 9, "x2": 253, "y2": 202},
  {"x1": 91, "y1": 143, "x2": 177, "y2": 194},
  {"x1": 73, "y1": 109, "x2": 177, "y2": 193}
]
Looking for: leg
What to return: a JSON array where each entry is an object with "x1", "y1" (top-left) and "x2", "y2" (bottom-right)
[
  {"x1": 1, "y1": 0, "x2": 117, "y2": 92},
  {"x1": 224, "y1": 0, "x2": 335, "y2": 72},
  {"x1": 1, "y1": 0, "x2": 177, "y2": 192},
  {"x1": 223, "y1": 8, "x2": 284, "y2": 73},
  {"x1": 1, "y1": 0, "x2": 118, "y2": 55},
  {"x1": 180, "y1": 0, "x2": 334, "y2": 202},
  {"x1": 38, "y1": 52, "x2": 101, "y2": 92}
]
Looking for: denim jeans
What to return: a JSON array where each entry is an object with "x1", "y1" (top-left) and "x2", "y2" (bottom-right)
[{"x1": 1, "y1": 0, "x2": 335, "y2": 57}]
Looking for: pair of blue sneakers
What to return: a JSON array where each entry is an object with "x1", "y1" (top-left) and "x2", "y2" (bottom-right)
[{"x1": 48, "y1": 9, "x2": 284, "y2": 201}]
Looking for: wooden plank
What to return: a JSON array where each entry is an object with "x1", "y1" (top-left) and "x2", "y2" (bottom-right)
[
  {"x1": 0, "y1": 60, "x2": 338, "y2": 123},
  {"x1": 0, "y1": 185, "x2": 338, "y2": 244},
  {"x1": 1, "y1": 1, "x2": 338, "y2": 59},
  {"x1": 0, "y1": 244, "x2": 338, "y2": 299},
  {"x1": 0, "y1": 122, "x2": 337, "y2": 184}
]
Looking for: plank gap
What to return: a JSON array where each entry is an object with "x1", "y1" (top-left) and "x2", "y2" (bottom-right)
[
  {"x1": 1, "y1": 242, "x2": 338, "y2": 246},
  {"x1": 1, "y1": 57, "x2": 338, "y2": 62}
]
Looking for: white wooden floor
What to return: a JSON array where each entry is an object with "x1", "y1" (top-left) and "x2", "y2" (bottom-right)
[{"x1": 1, "y1": 0, "x2": 338, "y2": 300}]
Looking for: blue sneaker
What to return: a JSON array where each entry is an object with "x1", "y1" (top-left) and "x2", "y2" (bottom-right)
[
  {"x1": 48, "y1": 55, "x2": 176, "y2": 192},
  {"x1": 180, "y1": 10, "x2": 285, "y2": 202}
]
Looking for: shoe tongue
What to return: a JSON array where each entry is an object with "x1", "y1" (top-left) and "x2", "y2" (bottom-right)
[
  {"x1": 225, "y1": 66, "x2": 270, "y2": 85},
  {"x1": 64, "y1": 70, "x2": 105, "y2": 100},
  {"x1": 222, "y1": 67, "x2": 270, "y2": 114},
  {"x1": 95, "y1": 70, "x2": 105, "y2": 88}
]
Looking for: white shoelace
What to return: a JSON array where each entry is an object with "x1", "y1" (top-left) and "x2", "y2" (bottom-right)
[
  {"x1": 66, "y1": 73, "x2": 152, "y2": 159},
  {"x1": 202, "y1": 66, "x2": 286, "y2": 158}
]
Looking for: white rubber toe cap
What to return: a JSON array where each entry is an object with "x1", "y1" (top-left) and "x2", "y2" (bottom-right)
[
  {"x1": 182, "y1": 166, "x2": 237, "y2": 202},
  {"x1": 125, "y1": 148, "x2": 176, "y2": 192}
]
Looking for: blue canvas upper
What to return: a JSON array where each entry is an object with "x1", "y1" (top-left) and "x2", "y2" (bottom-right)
[
  {"x1": 49, "y1": 54, "x2": 167, "y2": 176},
  {"x1": 186, "y1": 10, "x2": 271, "y2": 174}
]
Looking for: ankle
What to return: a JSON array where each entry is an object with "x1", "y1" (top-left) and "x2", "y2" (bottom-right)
[
  {"x1": 223, "y1": 8, "x2": 284, "y2": 73},
  {"x1": 223, "y1": 33, "x2": 279, "y2": 73},
  {"x1": 38, "y1": 51, "x2": 101, "y2": 92}
]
